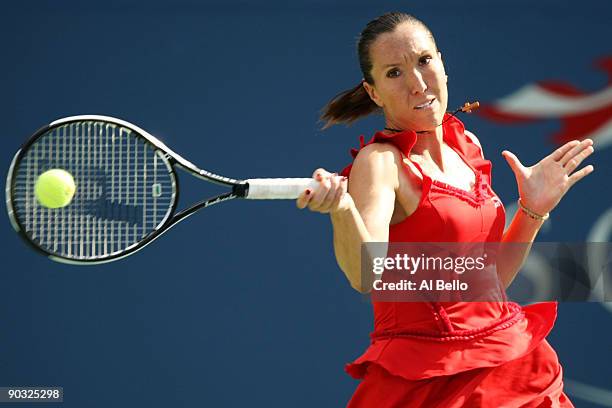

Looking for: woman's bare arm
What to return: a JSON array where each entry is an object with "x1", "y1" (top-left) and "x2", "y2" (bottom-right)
[{"x1": 298, "y1": 144, "x2": 401, "y2": 293}]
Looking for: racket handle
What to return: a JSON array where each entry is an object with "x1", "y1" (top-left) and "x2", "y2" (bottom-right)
[{"x1": 245, "y1": 178, "x2": 319, "y2": 199}]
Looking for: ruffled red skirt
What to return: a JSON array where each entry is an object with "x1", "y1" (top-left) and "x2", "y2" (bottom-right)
[{"x1": 346, "y1": 303, "x2": 573, "y2": 407}]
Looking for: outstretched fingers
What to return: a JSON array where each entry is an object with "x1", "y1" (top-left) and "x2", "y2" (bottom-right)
[
  {"x1": 558, "y1": 139, "x2": 593, "y2": 167},
  {"x1": 563, "y1": 142, "x2": 595, "y2": 174},
  {"x1": 568, "y1": 164, "x2": 595, "y2": 188},
  {"x1": 550, "y1": 140, "x2": 581, "y2": 162}
]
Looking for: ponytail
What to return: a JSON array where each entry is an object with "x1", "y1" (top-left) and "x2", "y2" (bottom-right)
[{"x1": 320, "y1": 82, "x2": 380, "y2": 129}]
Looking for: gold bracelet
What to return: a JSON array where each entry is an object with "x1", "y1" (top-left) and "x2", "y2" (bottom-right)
[{"x1": 518, "y1": 199, "x2": 549, "y2": 221}]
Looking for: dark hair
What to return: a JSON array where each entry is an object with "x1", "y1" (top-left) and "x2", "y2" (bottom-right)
[{"x1": 320, "y1": 12, "x2": 436, "y2": 129}]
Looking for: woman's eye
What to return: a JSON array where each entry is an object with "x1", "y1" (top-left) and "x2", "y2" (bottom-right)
[
  {"x1": 386, "y1": 68, "x2": 401, "y2": 78},
  {"x1": 419, "y1": 56, "x2": 432, "y2": 66}
]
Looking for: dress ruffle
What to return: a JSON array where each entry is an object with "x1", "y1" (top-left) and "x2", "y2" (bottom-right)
[
  {"x1": 345, "y1": 302, "x2": 558, "y2": 381},
  {"x1": 340, "y1": 114, "x2": 492, "y2": 186}
]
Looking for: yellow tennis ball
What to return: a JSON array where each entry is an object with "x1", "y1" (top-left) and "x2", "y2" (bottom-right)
[{"x1": 34, "y1": 169, "x2": 76, "y2": 208}]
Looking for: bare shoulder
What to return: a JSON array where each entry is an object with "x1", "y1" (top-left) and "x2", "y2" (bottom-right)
[
  {"x1": 352, "y1": 142, "x2": 402, "y2": 169},
  {"x1": 351, "y1": 141, "x2": 421, "y2": 220},
  {"x1": 355, "y1": 141, "x2": 402, "y2": 156},
  {"x1": 464, "y1": 129, "x2": 484, "y2": 158},
  {"x1": 350, "y1": 142, "x2": 402, "y2": 190}
]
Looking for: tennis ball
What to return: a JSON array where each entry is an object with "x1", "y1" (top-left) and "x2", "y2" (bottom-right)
[{"x1": 34, "y1": 169, "x2": 76, "y2": 208}]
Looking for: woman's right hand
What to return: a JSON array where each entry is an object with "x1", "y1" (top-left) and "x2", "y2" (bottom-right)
[{"x1": 296, "y1": 168, "x2": 353, "y2": 213}]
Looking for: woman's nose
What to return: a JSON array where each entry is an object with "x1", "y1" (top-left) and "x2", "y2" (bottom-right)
[{"x1": 407, "y1": 69, "x2": 427, "y2": 94}]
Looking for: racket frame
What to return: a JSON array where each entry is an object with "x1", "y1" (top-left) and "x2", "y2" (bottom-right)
[{"x1": 6, "y1": 115, "x2": 247, "y2": 265}]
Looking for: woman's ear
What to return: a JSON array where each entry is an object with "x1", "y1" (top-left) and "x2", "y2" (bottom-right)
[
  {"x1": 363, "y1": 81, "x2": 384, "y2": 108},
  {"x1": 438, "y1": 52, "x2": 448, "y2": 83}
]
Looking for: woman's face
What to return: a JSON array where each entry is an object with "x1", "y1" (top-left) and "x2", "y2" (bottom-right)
[{"x1": 364, "y1": 23, "x2": 448, "y2": 132}]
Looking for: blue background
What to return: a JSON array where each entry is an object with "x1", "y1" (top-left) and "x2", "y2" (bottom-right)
[{"x1": 1, "y1": 1, "x2": 610, "y2": 407}]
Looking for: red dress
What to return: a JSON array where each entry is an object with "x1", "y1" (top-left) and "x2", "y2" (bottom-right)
[{"x1": 340, "y1": 115, "x2": 573, "y2": 408}]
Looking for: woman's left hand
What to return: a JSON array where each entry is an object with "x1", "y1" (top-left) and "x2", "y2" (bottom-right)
[{"x1": 502, "y1": 138, "x2": 595, "y2": 215}]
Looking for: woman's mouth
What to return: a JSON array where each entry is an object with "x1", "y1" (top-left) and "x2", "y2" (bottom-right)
[{"x1": 414, "y1": 98, "x2": 435, "y2": 110}]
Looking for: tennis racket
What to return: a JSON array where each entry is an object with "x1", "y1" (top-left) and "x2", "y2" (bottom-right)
[{"x1": 6, "y1": 115, "x2": 318, "y2": 265}]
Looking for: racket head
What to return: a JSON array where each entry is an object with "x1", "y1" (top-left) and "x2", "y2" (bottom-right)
[{"x1": 6, "y1": 115, "x2": 179, "y2": 264}]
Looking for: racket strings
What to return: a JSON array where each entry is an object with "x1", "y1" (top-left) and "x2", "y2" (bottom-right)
[{"x1": 12, "y1": 121, "x2": 176, "y2": 260}]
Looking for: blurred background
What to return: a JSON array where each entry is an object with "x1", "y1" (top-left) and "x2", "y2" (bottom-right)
[{"x1": 1, "y1": 0, "x2": 610, "y2": 406}]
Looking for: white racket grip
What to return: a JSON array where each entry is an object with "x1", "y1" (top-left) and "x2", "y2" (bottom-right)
[{"x1": 245, "y1": 178, "x2": 319, "y2": 199}]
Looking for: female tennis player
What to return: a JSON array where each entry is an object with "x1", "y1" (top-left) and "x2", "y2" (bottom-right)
[{"x1": 297, "y1": 12, "x2": 594, "y2": 407}]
